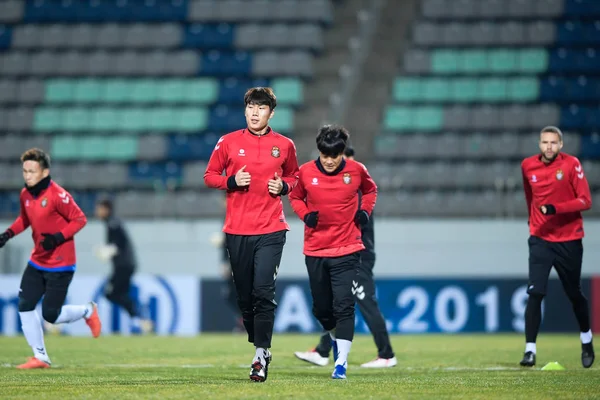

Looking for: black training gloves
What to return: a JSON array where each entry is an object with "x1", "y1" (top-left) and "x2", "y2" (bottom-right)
[
  {"x1": 355, "y1": 210, "x2": 370, "y2": 226},
  {"x1": 0, "y1": 229, "x2": 14, "y2": 249},
  {"x1": 540, "y1": 204, "x2": 556, "y2": 215},
  {"x1": 304, "y1": 211, "x2": 319, "y2": 228},
  {"x1": 41, "y1": 232, "x2": 66, "y2": 251}
]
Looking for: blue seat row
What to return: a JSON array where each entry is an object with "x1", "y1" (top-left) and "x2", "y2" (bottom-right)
[
  {"x1": 128, "y1": 161, "x2": 184, "y2": 184},
  {"x1": 182, "y1": 24, "x2": 236, "y2": 49},
  {"x1": 0, "y1": 27, "x2": 11, "y2": 50},
  {"x1": 166, "y1": 134, "x2": 220, "y2": 161},
  {"x1": 557, "y1": 21, "x2": 600, "y2": 46},
  {"x1": 549, "y1": 49, "x2": 600, "y2": 73},
  {"x1": 200, "y1": 51, "x2": 252, "y2": 76},
  {"x1": 580, "y1": 134, "x2": 600, "y2": 159},
  {"x1": 560, "y1": 107, "x2": 600, "y2": 129},
  {"x1": 540, "y1": 77, "x2": 600, "y2": 102},
  {"x1": 564, "y1": 0, "x2": 600, "y2": 18},
  {"x1": 25, "y1": 0, "x2": 188, "y2": 23}
]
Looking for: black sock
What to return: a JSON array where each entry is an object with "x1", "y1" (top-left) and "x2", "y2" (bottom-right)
[
  {"x1": 315, "y1": 332, "x2": 332, "y2": 357},
  {"x1": 525, "y1": 294, "x2": 544, "y2": 343}
]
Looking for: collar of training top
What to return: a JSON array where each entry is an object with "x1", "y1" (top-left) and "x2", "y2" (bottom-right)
[
  {"x1": 537, "y1": 152, "x2": 565, "y2": 165},
  {"x1": 25, "y1": 175, "x2": 51, "y2": 197},
  {"x1": 245, "y1": 126, "x2": 272, "y2": 136},
  {"x1": 315, "y1": 158, "x2": 347, "y2": 176}
]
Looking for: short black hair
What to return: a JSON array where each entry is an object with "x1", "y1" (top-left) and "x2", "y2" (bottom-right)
[
  {"x1": 244, "y1": 87, "x2": 277, "y2": 110},
  {"x1": 541, "y1": 126, "x2": 563, "y2": 142},
  {"x1": 21, "y1": 148, "x2": 50, "y2": 169},
  {"x1": 344, "y1": 146, "x2": 355, "y2": 158},
  {"x1": 316, "y1": 125, "x2": 350, "y2": 157},
  {"x1": 97, "y1": 196, "x2": 113, "y2": 212}
]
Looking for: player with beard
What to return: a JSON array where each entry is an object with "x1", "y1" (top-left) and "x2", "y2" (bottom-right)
[{"x1": 519, "y1": 126, "x2": 594, "y2": 368}]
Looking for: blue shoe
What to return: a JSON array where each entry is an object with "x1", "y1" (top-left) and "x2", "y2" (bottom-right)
[
  {"x1": 331, "y1": 340, "x2": 338, "y2": 363},
  {"x1": 331, "y1": 363, "x2": 347, "y2": 379}
]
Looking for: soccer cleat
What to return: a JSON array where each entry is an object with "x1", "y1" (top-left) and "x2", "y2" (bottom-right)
[
  {"x1": 331, "y1": 339, "x2": 338, "y2": 363},
  {"x1": 582, "y1": 341, "x2": 595, "y2": 369},
  {"x1": 84, "y1": 302, "x2": 101, "y2": 338},
  {"x1": 520, "y1": 351, "x2": 536, "y2": 367},
  {"x1": 331, "y1": 363, "x2": 347, "y2": 379},
  {"x1": 360, "y1": 356, "x2": 398, "y2": 368},
  {"x1": 249, "y1": 351, "x2": 272, "y2": 383},
  {"x1": 294, "y1": 349, "x2": 329, "y2": 366},
  {"x1": 16, "y1": 357, "x2": 50, "y2": 369}
]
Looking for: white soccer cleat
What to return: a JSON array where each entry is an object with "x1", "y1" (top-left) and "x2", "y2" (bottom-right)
[
  {"x1": 360, "y1": 357, "x2": 398, "y2": 368},
  {"x1": 294, "y1": 350, "x2": 329, "y2": 366}
]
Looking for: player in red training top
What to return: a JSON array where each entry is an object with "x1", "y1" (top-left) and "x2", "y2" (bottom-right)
[
  {"x1": 0, "y1": 148, "x2": 101, "y2": 369},
  {"x1": 289, "y1": 125, "x2": 377, "y2": 380},
  {"x1": 204, "y1": 87, "x2": 299, "y2": 382},
  {"x1": 519, "y1": 126, "x2": 594, "y2": 369}
]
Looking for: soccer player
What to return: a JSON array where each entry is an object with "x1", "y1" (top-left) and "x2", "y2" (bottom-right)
[
  {"x1": 520, "y1": 126, "x2": 594, "y2": 368},
  {"x1": 204, "y1": 87, "x2": 300, "y2": 382},
  {"x1": 0, "y1": 148, "x2": 101, "y2": 369},
  {"x1": 289, "y1": 126, "x2": 377, "y2": 379},
  {"x1": 94, "y1": 197, "x2": 153, "y2": 334},
  {"x1": 294, "y1": 146, "x2": 396, "y2": 368}
]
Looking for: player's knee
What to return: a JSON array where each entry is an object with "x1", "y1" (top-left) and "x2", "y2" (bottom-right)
[
  {"x1": 18, "y1": 297, "x2": 37, "y2": 312},
  {"x1": 526, "y1": 292, "x2": 545, "y2": 307},
  {"x1": 42, "y1": 306, "x2": 61, "y2": 323},
  {"x1": 237, "y1": 299, "x2": 253, "y2": 314}
]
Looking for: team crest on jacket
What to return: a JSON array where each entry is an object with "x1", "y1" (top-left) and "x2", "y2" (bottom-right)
[
  {"x1": 343, "y1": 173, "x2": 351, "y2": 184},
  {"x1": 556, "y1": 169, "x2": 563, "y2": 180},
  {"x1": 271, "y1": 146, "x2": 280, "y2": 158},
  {"x1": 41, "y1": 198, "x2": 48, "y2": 207}
]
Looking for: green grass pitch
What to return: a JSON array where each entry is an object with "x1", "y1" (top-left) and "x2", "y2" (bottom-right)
[{"x1": 0, "y1": 334, "x2": 598, "y2": 399}]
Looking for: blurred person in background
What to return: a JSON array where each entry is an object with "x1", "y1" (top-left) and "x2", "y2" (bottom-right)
[
  {"x1": 204, "y1": 87, "x2": 300, "y2": 382},
  {"x1": 294, "y1": 145, "x2": 397, "y2": 369},
  {"x1": 94, "y1": 197, "x2": 153, "y2": 335},
  {"x1": 520, "y1": 126, "x2": 594, "y2": 368},
  {"x1": 0, "y1": 148, "x2": 101, "y2": 369}
]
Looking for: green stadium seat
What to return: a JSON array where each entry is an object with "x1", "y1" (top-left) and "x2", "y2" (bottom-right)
[
  {"x1": 92, "y1": 108, "x2": 120, "y2": 132},
  {"x1": 50, "y1": 136, "x2": 79, "y2": 160},
  {"x1": 119, "y1": 108, "x2": 148, "y2": 132},
  {"x1": 393, "y1": 78, "x2": 421, "y2": 102},
  {"x1": 34, "y1": 107, "x2": 62, "y2": 132},
  {"x1": 451, "y1": 78, "x2": 479, "y2": 102},
  {"x1": 384, "y1": 107, "x2": 412, "y2": 132},
  {"x1": 518, "y1": 49, "x2": 548, "y2": 73},
  {"x1": 509, "y1": 77, "x2": 539, "y2": 101},
  {"x1": 489, "y1": 50, "x2": 517, "y2": 73},
  {"x1": 74, "y1": 79, "x2": 102, "y2": 103},
  {"x1": 45, "y1": 80, "x2": 73, "y2": 103},
  {"x1": 157, "y1": 79, "x2": 187, "y2": 103},
  {"x1": 107, "y1": 136, "x2": 138, "y2": 160},
  {"x1": 272, "y1": 78, "x2": 304, "y2": 105},
  {"x1": 431, "y1": 50, "x2": 460, "y2": 74},
  {"x1": 128, "y1": 80, "x2": 158, "y2": 103},
  {"x1": 184, "y1": 79, "x2": 219, "y2": 103},
  {"x1": 176, "y1": 108, "x2": 208, "y2": 132},
  {"x1": 101, "y1": 80, "x2": 130, "y2": 103},
  {"x1": 461, "y1": 50, "x2": 487, "y2": 74},
  {"x1": 480, "y1": 78, "x2": 508, "y2": 102},
  {"x1": 63, "y1": 107, "x2": 92, "y2": 131},
  {"x1": 414, "y1": 106, "x2": 443, "y2": 131},
  {"x1": 270, "y1": 107, "x2": 293, "y2": 133},
  {"x1": 81, "y1": 137, "x2": 108, "y2": 160},
  {"x1": 149, "y1": 108, "x2": 177, "y2": 131},
  {"x1": 423, "y1": 78, "x2": 451, "y2": 102}
]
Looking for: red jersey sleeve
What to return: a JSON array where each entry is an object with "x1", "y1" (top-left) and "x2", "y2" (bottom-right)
[
  {"x1": 522, "y1": 161, "x2": 533, "y2": 218},
  {"x1": 8, "y1": 191, "x2": 30, "y2": 236},
  {"x1": 55, "y1": 191, "x2": 87, "y2": 240},
  {"x1": 281, "y1": 140, "x2": 300, "y2": 194},
  {"x1": 358, "y1": 163, "x2": 377, "y2": 214},
  {"x1": 289, "y1": 169, "x2": 310, "y2": 220},
  {"x1": 204, "y1": 136, "x2": 229, "y2": 190},
  {"x1": 554, "y1": 158, "x2": 592, "y2": 214}
]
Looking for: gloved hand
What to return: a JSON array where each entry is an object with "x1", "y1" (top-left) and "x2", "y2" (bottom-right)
[
  {"x1": 41, "y1": 232, "x2": 65, "y2": 251},
  {"x1": 540, "y1": 204, "x2": 556, "y2": 215},
  {"x1": 303, "y1": 211, "x2": 319, "y2": 228},
  {"x1": 0, "y1": 229, "x2": 14, "y2": 249},
  {"x1": 355, "y1": 210, "x2": 370, "y2": 226}
]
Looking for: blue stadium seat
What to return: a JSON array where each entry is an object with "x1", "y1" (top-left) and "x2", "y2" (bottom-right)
[
  {"x1": 218, "y1": 78, "x2": 270, "y2": 104},
  {"x1": 166, "y1": 134, "x2": 219, "y2": 161},
  {"x1": 183, "y1": 24, "x2": 235, "y2": 49},
  {"x1": 70, "y1": 191, "x2": 98, "y2": 215},
  {"x1": 208, "y1": 105, "x2": 246, "y2": 131},
  {"x1": 561, "y1": 106, "x2": 587, "y2": 129},
  {"x1": 0, "y1": 27, "x2": 11, "y2": 50},
  {"x1": 128, "y1": 161, "x2": 183, "y2": 184},
  {"x1": 567, "y1": 78, "x2": 594, "y2": 101},
  {"x1": 540, "y1": 77, "x2": 566, "y2": 102},
  {"x1": 550, "y1": 49, "x2": 600, "y2": 73},
  {"x1": 580, "y1": 134, "x2": 600, "y2": 159},
  {"x1": 557, "y1": 21, "x2": 600, "y2": 46},
  {"x1": 200, "y1": 51, "x2": 253, "y2": 76},
  {"x1": 564, "y1": 0, "x2": 600, "y2": 18}
]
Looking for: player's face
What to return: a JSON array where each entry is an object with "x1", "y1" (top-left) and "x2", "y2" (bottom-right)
[
  {"x1": 95, "y1": 204, "x2": 109, "y2": 220},
  {"x1": 539, "y1": 131, "x2": 563, "y2": 162},
  {"x1": 319, "y1": 153, "x2": 344, "y2": 173},
  {"x1": 22, "y1": 160, "x2": 49, "y2": 188},
  {"x1": 245, "y1": 103, "x2": 273, "y2": 134}
]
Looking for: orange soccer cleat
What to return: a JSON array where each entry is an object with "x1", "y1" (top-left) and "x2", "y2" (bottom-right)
[
  {"x1": 16, "y1": 357, "x2": 50, "y2": 369},
  {"x1": 84, "y1": 302, "x2": 102, "y2": 338}
]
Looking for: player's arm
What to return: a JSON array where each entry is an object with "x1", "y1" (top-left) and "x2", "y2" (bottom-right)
[
  {"x1": 204, "y1": 137, "x2": 235, "y2": 190},
  {"x1": 0, "y1": 194, "x2": 31, "y2": 248},
  {"x1": 289, "y1": 171, "x2": 319, "y2": 228},
  {"x1": 546, "y1": 160, "x2": 592, "y2": 214},
  {"x1": 356, "y1": 164, "x2": 378, "y2": 226},
  {"x1": 278, "y1": 141, "x2": 300, "y2": 196},
  {"x1": 522, "y1": 162, "x2": 533, "y2": 219}
]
